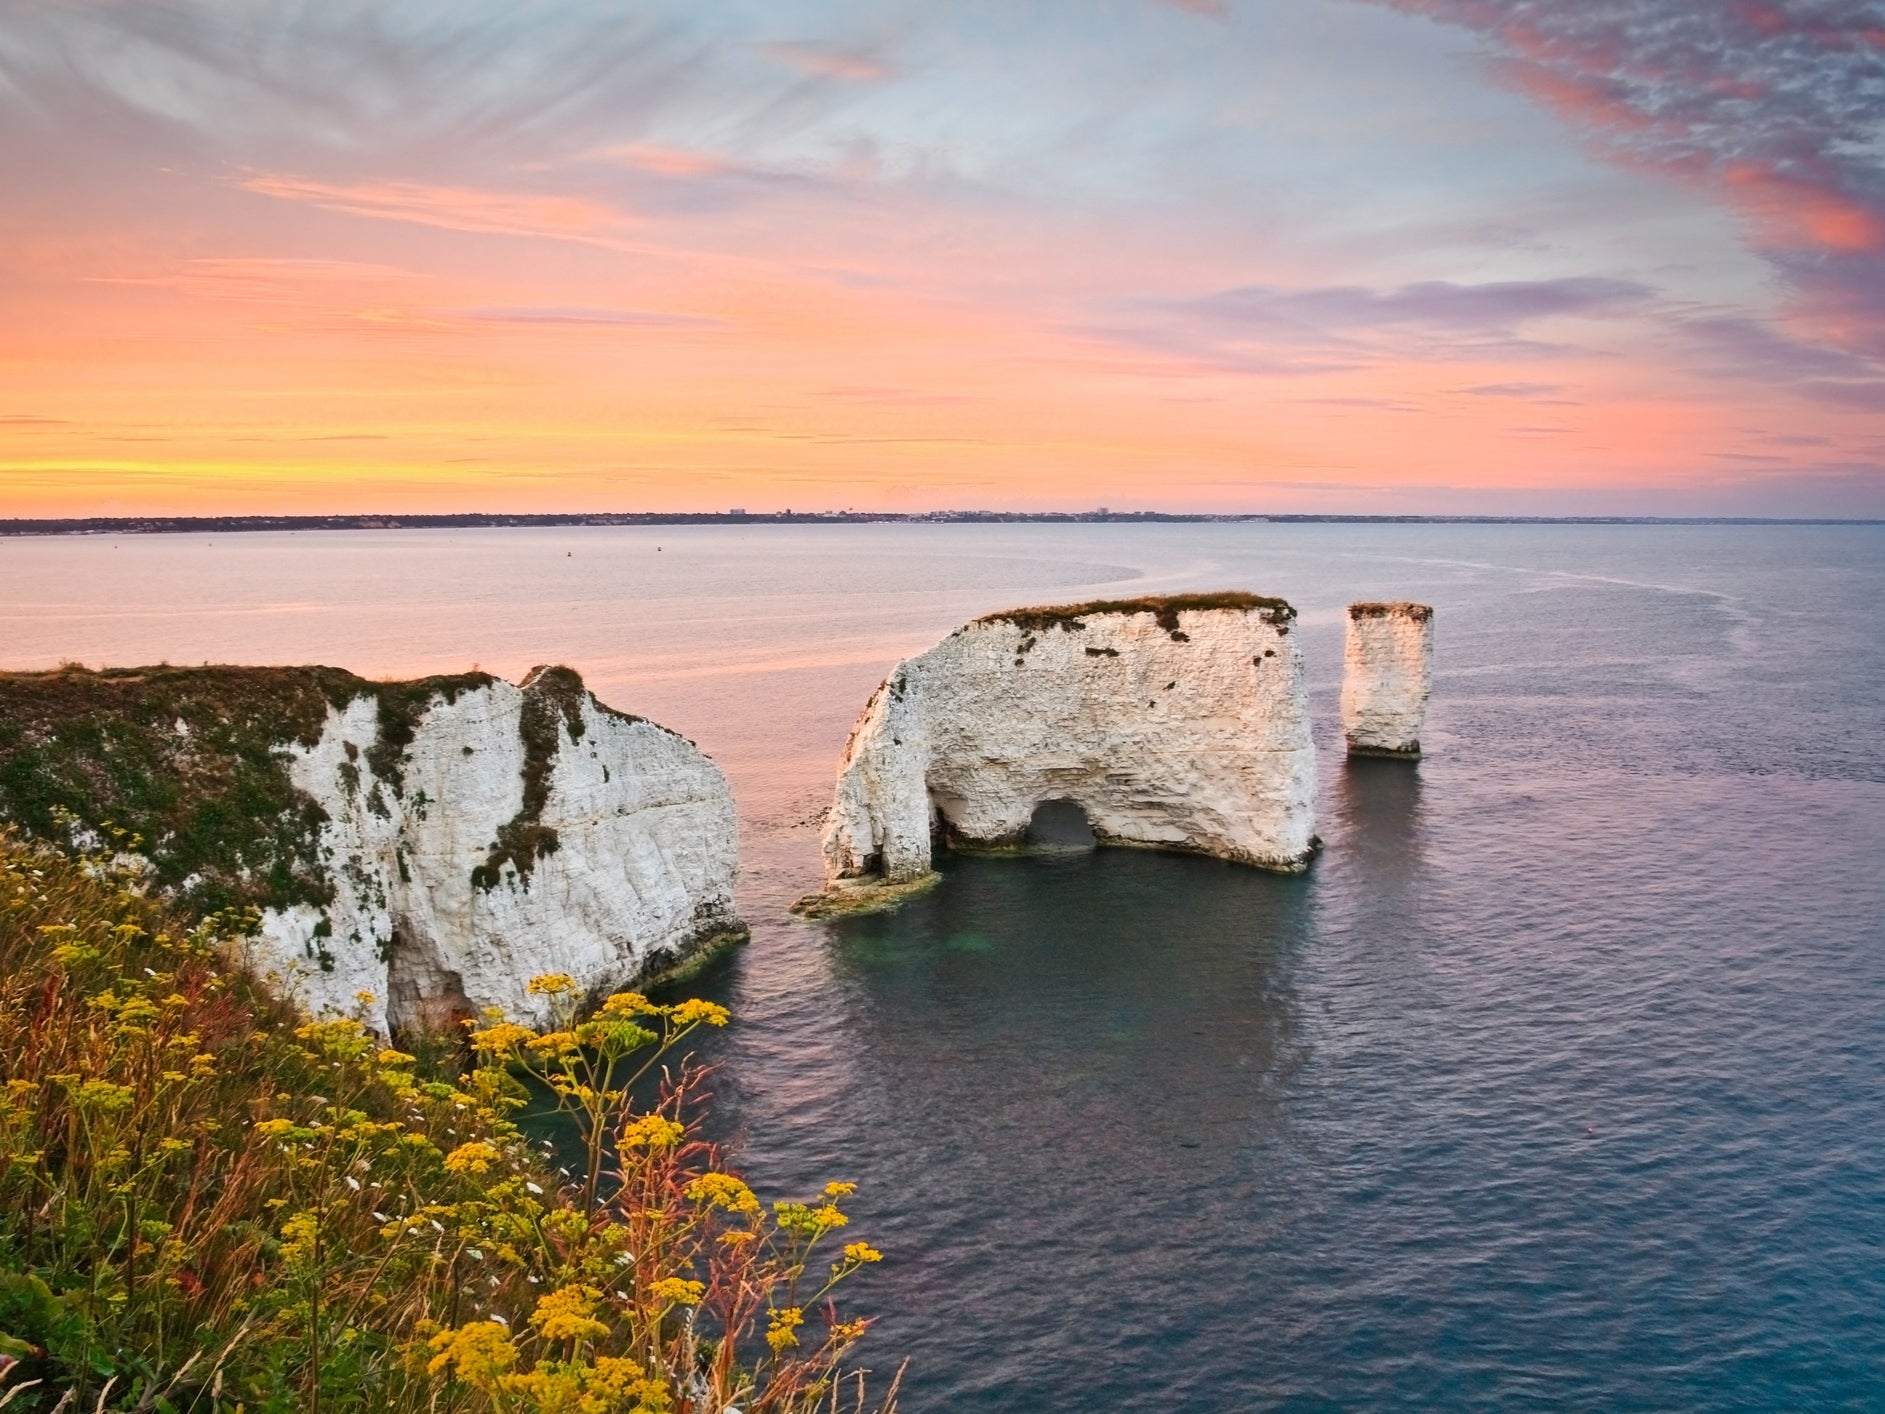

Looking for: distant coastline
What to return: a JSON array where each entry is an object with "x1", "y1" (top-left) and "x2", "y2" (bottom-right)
[{"x1": 4, "y1": 510, "x2": 1880, "y2": 536}]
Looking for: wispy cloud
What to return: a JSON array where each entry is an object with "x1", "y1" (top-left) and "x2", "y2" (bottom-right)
[
  {"x1": 760, "y1": 41, "x2": 894, "y2": 83},
  {"x1": 92, "y1": 257, "x2": 425, "y2": 305},
  {"x1": 1458, "y1": 381, "x2": 1565, "y2": 397},
  {"x1": 1189, "y1": 277, "x2": 1650, "y2": 331},
  {"x1": 1090, "y1": 276, "x2": 1653, "y2": 372},
  {"x1": 237, "y1": 175, "x2": 637, "y2": 247},
  {"x1": 460, "y1": 306, "x2": 724, "y2": 329}
]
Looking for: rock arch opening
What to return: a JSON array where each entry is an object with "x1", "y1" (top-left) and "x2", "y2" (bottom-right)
[{"x1": 1026, "y1": 798, "x2": 1097, "y2": 849}]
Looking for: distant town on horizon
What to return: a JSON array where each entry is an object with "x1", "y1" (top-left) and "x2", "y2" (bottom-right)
[{"x1": 3, "y1": 510, "x2": 1880, "y2": 537}]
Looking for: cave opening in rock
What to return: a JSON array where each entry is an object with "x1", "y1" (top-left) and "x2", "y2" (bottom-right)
[{"x1": 1026, "y1": 798, "x2": 1097, "y2": 849}]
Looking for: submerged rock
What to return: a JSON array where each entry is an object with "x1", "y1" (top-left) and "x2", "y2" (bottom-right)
[
  {"x1": 814, "y1": 592, "x2": 1317, "y2": 900},
  {"x1": 0, "y1": 664, "x2": 742, "y2": 1032},
  {"x1": 1341, "y1": 602, "x2": 1434, "y2": 758}
]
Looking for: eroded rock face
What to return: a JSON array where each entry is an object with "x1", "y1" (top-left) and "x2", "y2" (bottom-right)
[
  {"x1": 1340, "y1": 602, "x2": 1434, "y2": 758},
  {"x1": 0, "y1": 661, "x2": 740, "y2": 1034},
  {"x1": 253, "y1": 668, "x2": 741, "y2": 1032},
  {"x1": 820, "y1": 593, "x2": 1317, "y2": 888}
]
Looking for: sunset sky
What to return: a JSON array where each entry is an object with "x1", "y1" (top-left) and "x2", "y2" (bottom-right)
[{"x1": 3, "y1": 0, "x2": 1883, "y2": 517}]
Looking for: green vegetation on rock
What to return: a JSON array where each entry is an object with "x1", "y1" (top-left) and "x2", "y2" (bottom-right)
[
  {"x1": 0, "y1": 665, "x2": 492, "y2": 916},
  {"x1": 1347, "y1": 601, "x2": 1433, "y2": 621},
  {"x1": 978, "y1": 590, "x2": 1294, "y2": 635}
]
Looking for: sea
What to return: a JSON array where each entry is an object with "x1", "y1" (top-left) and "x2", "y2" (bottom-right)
[{"x1": 3, "y1": 521, "x2": 1882, "y2": 1411}]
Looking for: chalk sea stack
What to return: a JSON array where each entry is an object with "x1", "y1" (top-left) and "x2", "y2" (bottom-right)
[
  {"x1": 1341, "y1": 601, "x2": 1434, "y2": 758},
  {"x1": 0, "y1": 664, "x2": 743, "y2": 1032},
  {"x1": 808, "y1": 592, "x2": 1317, "y2": 911}
]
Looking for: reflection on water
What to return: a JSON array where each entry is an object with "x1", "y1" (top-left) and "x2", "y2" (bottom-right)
[{"x1": 771, "y1": 849, "x2": 1313, "y2": 1410}]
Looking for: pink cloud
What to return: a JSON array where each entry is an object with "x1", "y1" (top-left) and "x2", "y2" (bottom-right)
[
  {"x1": 596, "y1": 144, "x2": 735, "y2": 178},
  {"x1": 1368, "y1": 0, "x2": 1885, "y2": 356}
]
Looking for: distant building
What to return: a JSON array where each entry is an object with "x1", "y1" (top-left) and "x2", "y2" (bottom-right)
[{"x1": 729, "y1": 508, "x2": 745, "y2": 515}]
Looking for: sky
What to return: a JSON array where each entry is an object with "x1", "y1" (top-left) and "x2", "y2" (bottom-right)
[{"x1": 2, "y1": 0, "x2": 1883, "y2": 517}]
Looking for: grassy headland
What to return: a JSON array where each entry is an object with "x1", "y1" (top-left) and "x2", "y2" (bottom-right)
[{"x1": 0, "y1": 830, "x2": 895, "y2": 1411}]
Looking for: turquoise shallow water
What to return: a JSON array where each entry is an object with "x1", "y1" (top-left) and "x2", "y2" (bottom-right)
[{"x1": 4, "y1": 522, "x2": 1882, "y2": 1409}]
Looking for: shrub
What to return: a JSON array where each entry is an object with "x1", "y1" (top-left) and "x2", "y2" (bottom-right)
[{"x1": 0, "y1": 827, "x2": 896, "y2": 1412}]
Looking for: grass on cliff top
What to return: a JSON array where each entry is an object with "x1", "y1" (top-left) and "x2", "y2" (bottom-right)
[
  {"x1": 0, "y1": 664, "x2": 493, "y2": 915},
  {"x1": 0, "y1": 829, "x2": 896, "y2": 1412},
  {"x1": 1347, "y1": 601, "x2": 1434, "y2": 621},
  {"x1": 978, "y1": 590, "x2": 1294, "y2": 634}
]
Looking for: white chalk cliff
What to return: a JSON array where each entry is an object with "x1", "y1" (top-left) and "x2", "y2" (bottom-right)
[
  {"x1": 1340, "y1": 602, "x2": 1434, "y2": 757},
  {"x1": 251, "y1": 667, "x2": 741, "y2": 1033},
  {"x1": 819, "y1": 594, "x2": 1317, "y2": 891}
]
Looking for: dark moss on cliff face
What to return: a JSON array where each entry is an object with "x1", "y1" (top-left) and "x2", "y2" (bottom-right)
[
  {"x1": 980, "y1": 590, "x2": 1295, "y2": 634},
  {"x1": 365, "y1": 674, "x2": 492, "y2": 792},
  {"x1": 471, "y1": 665, "x2": 592, "y2": 892},
  {"x1": 1348, "y1": 601, "x2": 1434, "y2": 622},
  {"x1": 0, "y1": 664, "x2": 491, "y2": 915}
]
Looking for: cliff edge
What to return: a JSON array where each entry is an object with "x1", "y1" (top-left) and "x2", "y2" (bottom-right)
[
  {"x1": 0, "y1": 664, "x2": 742, "y2": 1031},
  {"x1": 815, "y1": 592, "x2": 1317, "y2": 900}
]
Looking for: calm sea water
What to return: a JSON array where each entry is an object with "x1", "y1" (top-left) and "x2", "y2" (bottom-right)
[{"x1": 4, "y1": 523, "x2": 1883, "y2": 1411}]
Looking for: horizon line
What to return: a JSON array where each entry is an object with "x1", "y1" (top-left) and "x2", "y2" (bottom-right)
[{"x1": 4, "y1": 510, "x2": 1884, "y2": 536}]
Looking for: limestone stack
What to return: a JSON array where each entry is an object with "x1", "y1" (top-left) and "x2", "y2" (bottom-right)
[
  {"x1": 1340, "y1": 602, "x2": 1434, "y2": 758},
  {"x1": 816, "y1": 593, "x2": 1318, "y2": 900}
]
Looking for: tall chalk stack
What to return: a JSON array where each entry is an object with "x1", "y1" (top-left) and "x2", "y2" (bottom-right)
[{"x1": 1341, "y1": 602, "x2": 1434, "y2": 758}]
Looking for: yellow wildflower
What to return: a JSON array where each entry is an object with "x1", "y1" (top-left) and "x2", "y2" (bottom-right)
[
  {"x1": 685, "y1": 1172, "x2": 759, "y2": 1215},
  {"x1": 669, "y1": 998, "x2": 729, "y2": 1028},
  {"x1": 840, "y1": 1241, "x2": 883, "y2": 1265},
  {"x1": 773, "y1": 1200, "x2": 847, "y2": 1235},
  {"x1": 526, "y1": 1030, "x2": 582, "y2": 1059},
  {"x1": 526, "y1": 973, "x2": 578, "y2": 996},
  {"x1": 619, "y1": 1114, "x2": 685, "y2": 1150},
  {"x1": 824, "y1": 1180, "x2": 857, "y2": 1198},
  {"x1": 765, "y1": 1306, "x2": 804, "y2": 1353},
  {"x1": 649, "y1": 1276, "x2": 704, "y2": 1307},
  {"x1": 469, "y1": 1022, "x2": 535, "y2": 1054},
  {"x1": 444, "y1": 1141, "x2": 502, "y2": 1176},
  {"x1": 278, "y1": 1211, "x2": 320, "y2": 1264},
  {"x1": 68, "y1": 1079, "x2": 135, "y2": 1112},
  {"x1": 530, "y1": 1283, "x2": 611, "y2": 1343},
  {"x1": 600, "y1": 991, "x2": 660, "y2": 1016},
  {"x1": 590, "y1": 1356, "x2": 673, "y2": 1408},
  {"x1": 426, "y1": 1321, "x2": 518, "y2": 1388},
  {"x1": 295, "y1": 1016, "x2": 373, "y2": 1062}
]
